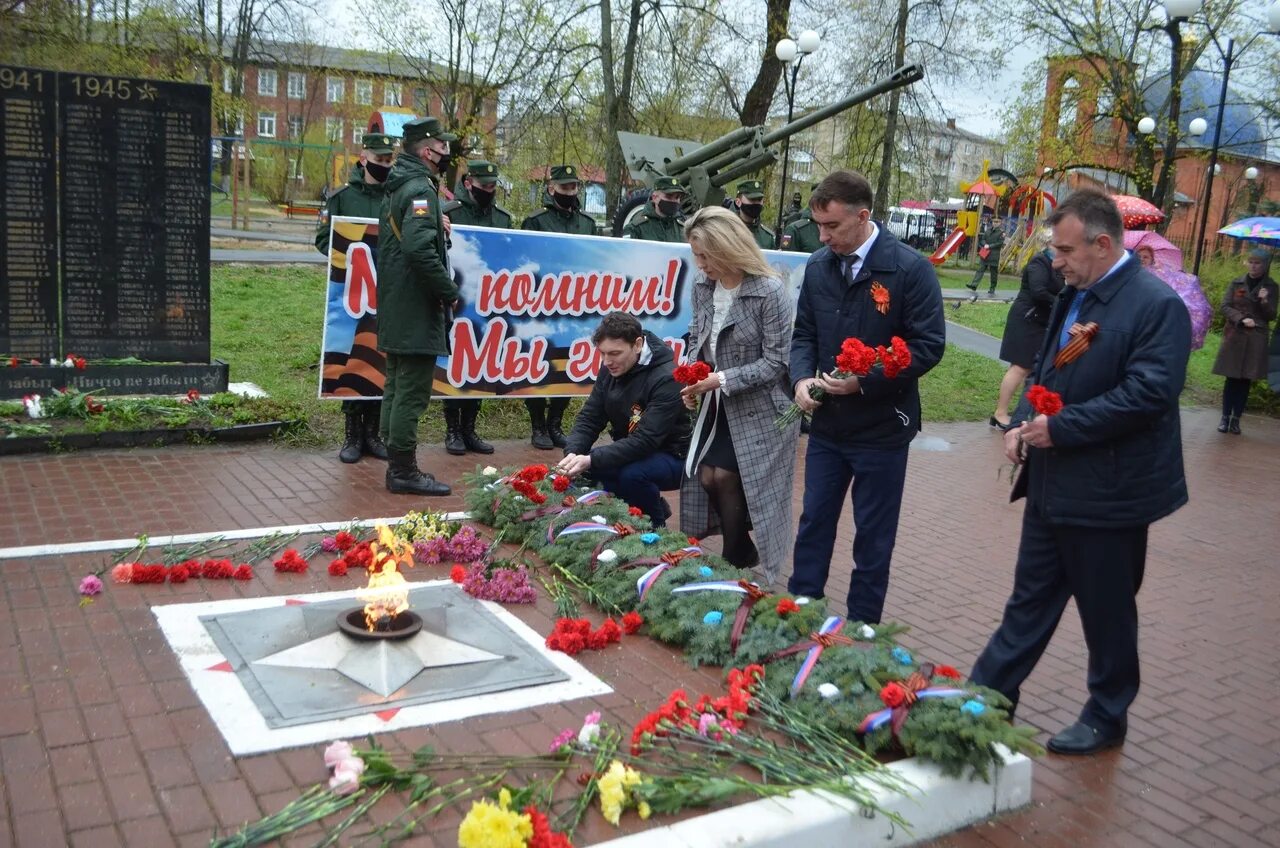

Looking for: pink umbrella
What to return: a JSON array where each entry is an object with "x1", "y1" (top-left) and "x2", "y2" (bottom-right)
[{"x1": 1124, "y1": 230, "x2": 1183, "y2": 272}]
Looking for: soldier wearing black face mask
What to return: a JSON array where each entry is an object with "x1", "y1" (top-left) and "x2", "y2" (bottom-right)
[
  {"x1": 521, "y1": 164, "x2": 595, "y2": 449},
  {"x1": 316, "y1": 132, "x2": 396, "y2": 465},
  {"x1": 621, "y1": 177, "x2": 687, "y2": 242},
  {"x1": 439, "y1": 160, "x2": 508, "y2": 457},
  {"x1": 733, "y1": 179, "x2": 776, "y2": 250}
]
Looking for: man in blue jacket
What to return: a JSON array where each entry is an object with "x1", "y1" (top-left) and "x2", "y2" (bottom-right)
[
  {"x1": 788, "y1": 169, "x2": 946, "y2": 624},
  {"x1": 971, "y1": 189, "x2": 1191, "y2": 755}
]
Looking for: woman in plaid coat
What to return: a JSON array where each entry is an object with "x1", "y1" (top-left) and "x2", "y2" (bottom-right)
[{"x1": 678, "y1": 207, "x2": 800, "y2": 587}]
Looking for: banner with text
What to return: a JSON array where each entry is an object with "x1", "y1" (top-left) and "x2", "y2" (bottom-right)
[{"x1": 318, "y1": 218, "x2": 811, "y2": 400}]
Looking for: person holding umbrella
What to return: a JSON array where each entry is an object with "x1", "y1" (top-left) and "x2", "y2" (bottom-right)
[{"x1": 1212, "y1": 249, "x2": 1277, "y2": 435}]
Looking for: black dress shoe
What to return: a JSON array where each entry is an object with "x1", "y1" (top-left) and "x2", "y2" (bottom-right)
[{"x1": 1046, "y1": 721, "x2": 1124, "y2": 755}]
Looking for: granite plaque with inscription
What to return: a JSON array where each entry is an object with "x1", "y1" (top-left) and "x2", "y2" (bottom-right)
[
  {"x1": 58, "y1": 72, "x2": 211, "y2": 360},
  {"x1": 0, "y1": 65, "x2": 59, "y2": 360}
]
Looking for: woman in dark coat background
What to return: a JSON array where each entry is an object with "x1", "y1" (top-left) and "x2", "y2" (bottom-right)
[
  {"x1": 990, "y1": 234, "x2": 1064, "y2": 429},
  {"x1": 1212, "y1": 249, "x2": 1277, "y2": 434}
]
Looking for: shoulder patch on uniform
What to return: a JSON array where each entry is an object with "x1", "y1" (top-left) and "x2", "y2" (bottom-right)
[
  {"x1": 781, "y1": 233, "x2": 792, "y2": 248},
  {"x1": 412, "y1": 198, "x2": 431, "y2": 217}
]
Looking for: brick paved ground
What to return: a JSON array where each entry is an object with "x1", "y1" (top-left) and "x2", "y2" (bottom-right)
[{"x1": 1, "y1": 406, "x2": 1277, "y2": 846}]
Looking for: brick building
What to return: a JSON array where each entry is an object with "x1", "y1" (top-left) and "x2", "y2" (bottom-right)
[{"x1": 1040, "y1": 55, "x2": 1277, "y2": 254}]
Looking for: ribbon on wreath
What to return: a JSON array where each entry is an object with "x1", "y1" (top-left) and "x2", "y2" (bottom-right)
[
  {"x1": 630, "y1": 547, "x2": 705, "y2": 601},
  {"x1": 519, "y1": 489, "x2": 608, "y2": 523},
  {"x1": 551, "y1": 521, "x2": 619, "y2": 545},
  {"x1": 670, "y1": 579, "x2": 769, "y2": 654},
  {"x1": 761, "y1": 616, "x2": 862, "y2": 698},
  {"x1": 589, "y1": 523, "x2": 637, "y2": 570},
  {"x1": 856, "y1": 663, "x2": 966, "y2": 737}
]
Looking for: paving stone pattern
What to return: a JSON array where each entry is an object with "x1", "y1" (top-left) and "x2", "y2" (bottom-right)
[{"x1": 1, "y1": 407, "x2": 1277, "y2": 846}]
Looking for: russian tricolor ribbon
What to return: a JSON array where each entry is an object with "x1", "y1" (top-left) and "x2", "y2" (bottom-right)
[
  {"x1": 636, "y1": 563, "x2": 671, "y2": 601},
  {"x1": 856, "y1": 688, "x2": 968, "y2": 734},
  {"x1": 550, "y1": 521, "x2": 618, "y2": 544},
  {"x1": 790, "y1": 616, "x2": 853, "y2": 698}
]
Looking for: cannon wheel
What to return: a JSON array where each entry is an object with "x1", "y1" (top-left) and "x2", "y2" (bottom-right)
[{"x1": 611, "y1": 190, "x2": 652, "y2": 236}]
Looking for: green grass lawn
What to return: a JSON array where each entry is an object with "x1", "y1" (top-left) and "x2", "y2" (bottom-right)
[
  {"x1": 209, "y1": 264, "x2": 1272, "y2": 450},
  {"x1": 935, "y1": 266, "x2": 1020, "y2": 294}
]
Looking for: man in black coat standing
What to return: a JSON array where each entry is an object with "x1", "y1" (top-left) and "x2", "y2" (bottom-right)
[
  {"x1": 787, "y1": 170, "x2": 946, "y2": 624},
  {"x1": 971, "y1": 189, "x2": 1191, "y2": 755}
]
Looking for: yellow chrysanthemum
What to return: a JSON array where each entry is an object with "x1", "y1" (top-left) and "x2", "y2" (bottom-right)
[
  {"x1": 457, "y1": 791, "x2": 532, "y2": 848},
  {"x1": 638, "y1": 800, "x2": 652, "y2": 820},
  {"x1": 598, "y1": 760, "x2": 646, "y2": 826}
]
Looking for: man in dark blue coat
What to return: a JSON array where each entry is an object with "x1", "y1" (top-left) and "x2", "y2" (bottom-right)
[
  {"x1": 787, "y1": 169, "x2": 946, "y2": 624},
  {"x1": 970, "y1": 189, "x2": 1191, "y2": 756}
]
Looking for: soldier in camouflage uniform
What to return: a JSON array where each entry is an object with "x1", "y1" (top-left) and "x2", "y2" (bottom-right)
[
  {"x1": 966, "y1": 216, "x2": 1005, "y2": 296},
  {"x1": 377, "y1": 116, "x2": 460, "y2": 496},
  {"x1": 733, "y1": 179, "x2": 775, "y2": 250},
  {"x1": 315, "y1": 133, "x2": 396, "y2": 465},
  {"x1": 521, "y1": 164, "x2": 596, "y2": 449},
  {"x1": 440, "y1": 160, "x2": 508, "y2": 457},
  {"x1": 621, "y1": 176, "x2": 687, "y2": 242}
]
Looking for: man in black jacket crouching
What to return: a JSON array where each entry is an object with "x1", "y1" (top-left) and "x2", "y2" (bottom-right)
[{"x1": 556, "y1": 313, "x2": 691, "y2": 526}]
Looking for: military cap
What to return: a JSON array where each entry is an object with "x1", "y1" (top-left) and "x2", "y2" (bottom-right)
[
  {"x1": 736, "y1": 180, "x2": 765, "y2": 199},
  {"x1": 467, "y1": 160, "x2": 500, "y2": 185},
  {"x1": 362, "y1": 133, "x2": 395, "y2": 153},
  {"x1": 653, "y1": 176, "x2": 686, "y2": 194},
  {"x1": 402, "y1": 116, "x2": 458, "y2": 146},
  {"x1": 549, "y1": 164, "x2": 581, "y2": 184}
]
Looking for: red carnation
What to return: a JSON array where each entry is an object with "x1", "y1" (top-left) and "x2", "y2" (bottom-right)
[
  {"x1": 622, "y1": 611, "x2": 644, "y2": 634},
  {"x1": 835, "y1": 338, "x2": 877, "y2": 376},
  {"x1": 7, "y1": 357, "x2": 17, "y2": 368},
  {"x1": 1026, "y1": 384, "x2": 1063, "y2": 416},
  {"x1": 233, "y1": 564, "x2": 253, "y2": 580},
  {"x1": 935, "y1": 665, "x2": 961, "y2": 680},
  {"x1": 334, "y1": 531, "x2": 356, "y2": 552},
  {"x1": 586, "y1": 630, "x2": 609, "y2": 650},
  {"x1": 273, "y1": 549, "x2": 308, "y2": 574},
  {"x1": 879, "y1": 682, "x2": 908, "y2": 709},
  {"x1": 776, "y1": 598, "x2": 799, "y2": 615},
  {"x1": 878, "y1": 336, "x2": 912, "y2": 379},
  {"x1": 596, "y1": 618, "x2": 622, "y2": 644},
  {"x1": 168, "y1": 565, "x2": 189, "y2": 583},
  {"x1": 450, "y1": 564, "x2": 467, "y2": 583},
  {"x1": 687, "y1": 537, "x2": 699, "y2": 546},
  {"x1": 552, "y1": 475, "x2": 570, "y2": 492},
  {"x1": 518, "y1": 464, "x2": 548, "y2": 483},
  {"x1": 672, "y1": 364, "x2": 691, "y2": 384},
  {"x1": 628, "y1": 506, "x2": 642, "y2": 516},
  {"x1": 530, "y1": 491, "x2": 547, "y2": 505},
  {"x1": 328, "y1": 559, "x2": 348, "y2": 577}
]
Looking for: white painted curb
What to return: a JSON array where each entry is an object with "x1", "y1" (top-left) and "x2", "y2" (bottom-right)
[{"x1": 590, "y1": 745, "x2": 1032, "y2": 847}]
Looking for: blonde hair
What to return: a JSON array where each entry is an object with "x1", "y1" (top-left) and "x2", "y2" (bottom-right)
[{"x1": 682, "y1": 206, "x2": 776, "y2": 279}]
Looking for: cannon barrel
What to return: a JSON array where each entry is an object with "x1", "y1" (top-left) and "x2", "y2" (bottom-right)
[
  {"x1": 761, "y1": 63, "x2": 924, "y2": 148},
  {"x1": 662, "y1": 125, "x2": 756, "y2": 176},
  {"x1": 711, "y1": 152, "x2": 778, "y2": 188}
]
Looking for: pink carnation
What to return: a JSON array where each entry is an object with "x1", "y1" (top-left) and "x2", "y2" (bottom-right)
[
  {"x1": 78, "y1": 574, "x2": 103, "y2": 597},
  {"x1": 548, "y1": 727, "x2": 575, "y2": 753},
  {"x1": 111, "y1": 563, "x2": 134, "y2": 584}
]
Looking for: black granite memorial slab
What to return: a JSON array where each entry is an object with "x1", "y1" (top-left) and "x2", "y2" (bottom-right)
[
  {"x1": 57, "y1": 71, "x2": 211, "y2": 361},
  {"x1": 0, "y1": 66, "x2": 60, "y2": 361},
  {"x1": 0, "y1": 359, "x2": 229, "y2": 400}
]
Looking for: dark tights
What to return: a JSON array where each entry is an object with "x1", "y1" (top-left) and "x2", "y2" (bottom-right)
[
  {"x1": 1221, "y1": 377, "x2": 1251, "y2": 420},
  {"x1": 699, "y1": 464, "x2": 758, "y2": 568}
]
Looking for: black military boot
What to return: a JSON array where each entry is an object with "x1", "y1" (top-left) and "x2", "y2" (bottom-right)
[
  {"x1": 1228, "y1": 415, "x2": 1241, "y2": 435},
  {"x1": 460, "y1": 403, "x2": 494, "y2": 454},
  {"x1": 360, "y1": 406, "x2": 388, "y2": 460},
  {"x1": 339, "y1": 408, "x2": 362, "y2": 464},
  {"x1": 528, "y1": 403, "x2": 554, "y2": 450},
  {"x1": 386, "y1": 448, "x2": 452, "y2": 496},
  {"x1": 443, "y1": 404, "x2": 467, "y2": 456},
  {"x1": 1218, "y1": 415, "x2": 1231, "y2": 433},
  {"x1": 547, "y1": 403, "x2": 568, "y2": 449}
]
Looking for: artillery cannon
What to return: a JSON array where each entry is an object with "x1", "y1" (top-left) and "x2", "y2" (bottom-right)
[{"x1": 612, "y1": 63, "x2": 924, "y2": 235}]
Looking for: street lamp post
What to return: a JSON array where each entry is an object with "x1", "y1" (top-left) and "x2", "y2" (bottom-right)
[{"x1": 774, "y1": 30, "x2": 821, "y2": 236}]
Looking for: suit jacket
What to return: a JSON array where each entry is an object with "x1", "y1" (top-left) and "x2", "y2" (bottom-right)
[{"x1": 1013, "y1": 255, "x2": 1191, "y2": 527}]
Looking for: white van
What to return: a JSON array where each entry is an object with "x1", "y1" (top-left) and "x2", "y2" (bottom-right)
[{"x1": 885, "y1": 206, "x2": 935, "y2": 248}]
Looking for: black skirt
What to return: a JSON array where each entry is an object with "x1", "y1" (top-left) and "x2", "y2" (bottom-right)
[
  {"x1": 999, "y1": 308, "x2": 1050, "y2": 369},
  {"x1": 696, "y1": 395, "x2": 738, "y2": 472}
]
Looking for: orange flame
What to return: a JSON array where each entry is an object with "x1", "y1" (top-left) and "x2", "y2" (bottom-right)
[{"x1": 360, "y1": 524, "x2": 416, "y2": 630}]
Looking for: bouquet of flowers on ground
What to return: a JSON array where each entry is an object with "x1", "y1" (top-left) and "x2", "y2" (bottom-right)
[{"x1": 775, "y1": 336, "x2": 911, "y2": 429}]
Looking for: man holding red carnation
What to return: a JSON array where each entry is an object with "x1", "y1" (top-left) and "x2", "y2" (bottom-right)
[
  {"x1": 787, "y1": 169, "x2": 945, "y2": 625},
  {"x1": 971, "y1": 190, "x2": 1191, "y2": 756}
]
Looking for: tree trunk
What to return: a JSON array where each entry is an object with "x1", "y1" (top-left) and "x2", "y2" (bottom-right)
[
  {"x1": 872, "y1": 0, "x2": 908, "y2": 218},
  {"x1": 738, "y1": 0, "x2": 791, "y2": 126},
  {"x1": 600, "y1": 0, "x2": 642, "y2": 218}
]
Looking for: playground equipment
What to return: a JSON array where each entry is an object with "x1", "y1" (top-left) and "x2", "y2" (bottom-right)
[
  {"x1": 612, "y1": 64, "x2": 924, "y2": 234},
  {"x1": 929, "y1": 159, "x2": 1004, "y2": 265}
]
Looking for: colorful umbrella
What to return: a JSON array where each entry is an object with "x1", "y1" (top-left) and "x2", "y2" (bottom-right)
[
  {"x1": 966, "y1": 180, "x2": 998, "y2": 196},
  {"x1": 1152, "y1": 269, "x2": 1213, "y2": 351},
  {"x1": 1217, "y1": 217, "x2": 1280, "y2": 245},
  {"x1": 1123, "y1": 230, "x2": 1183, "y2": 272},
  {"x1": 1111, "y1": 195, "x2": 1165, "y2": 228}
]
